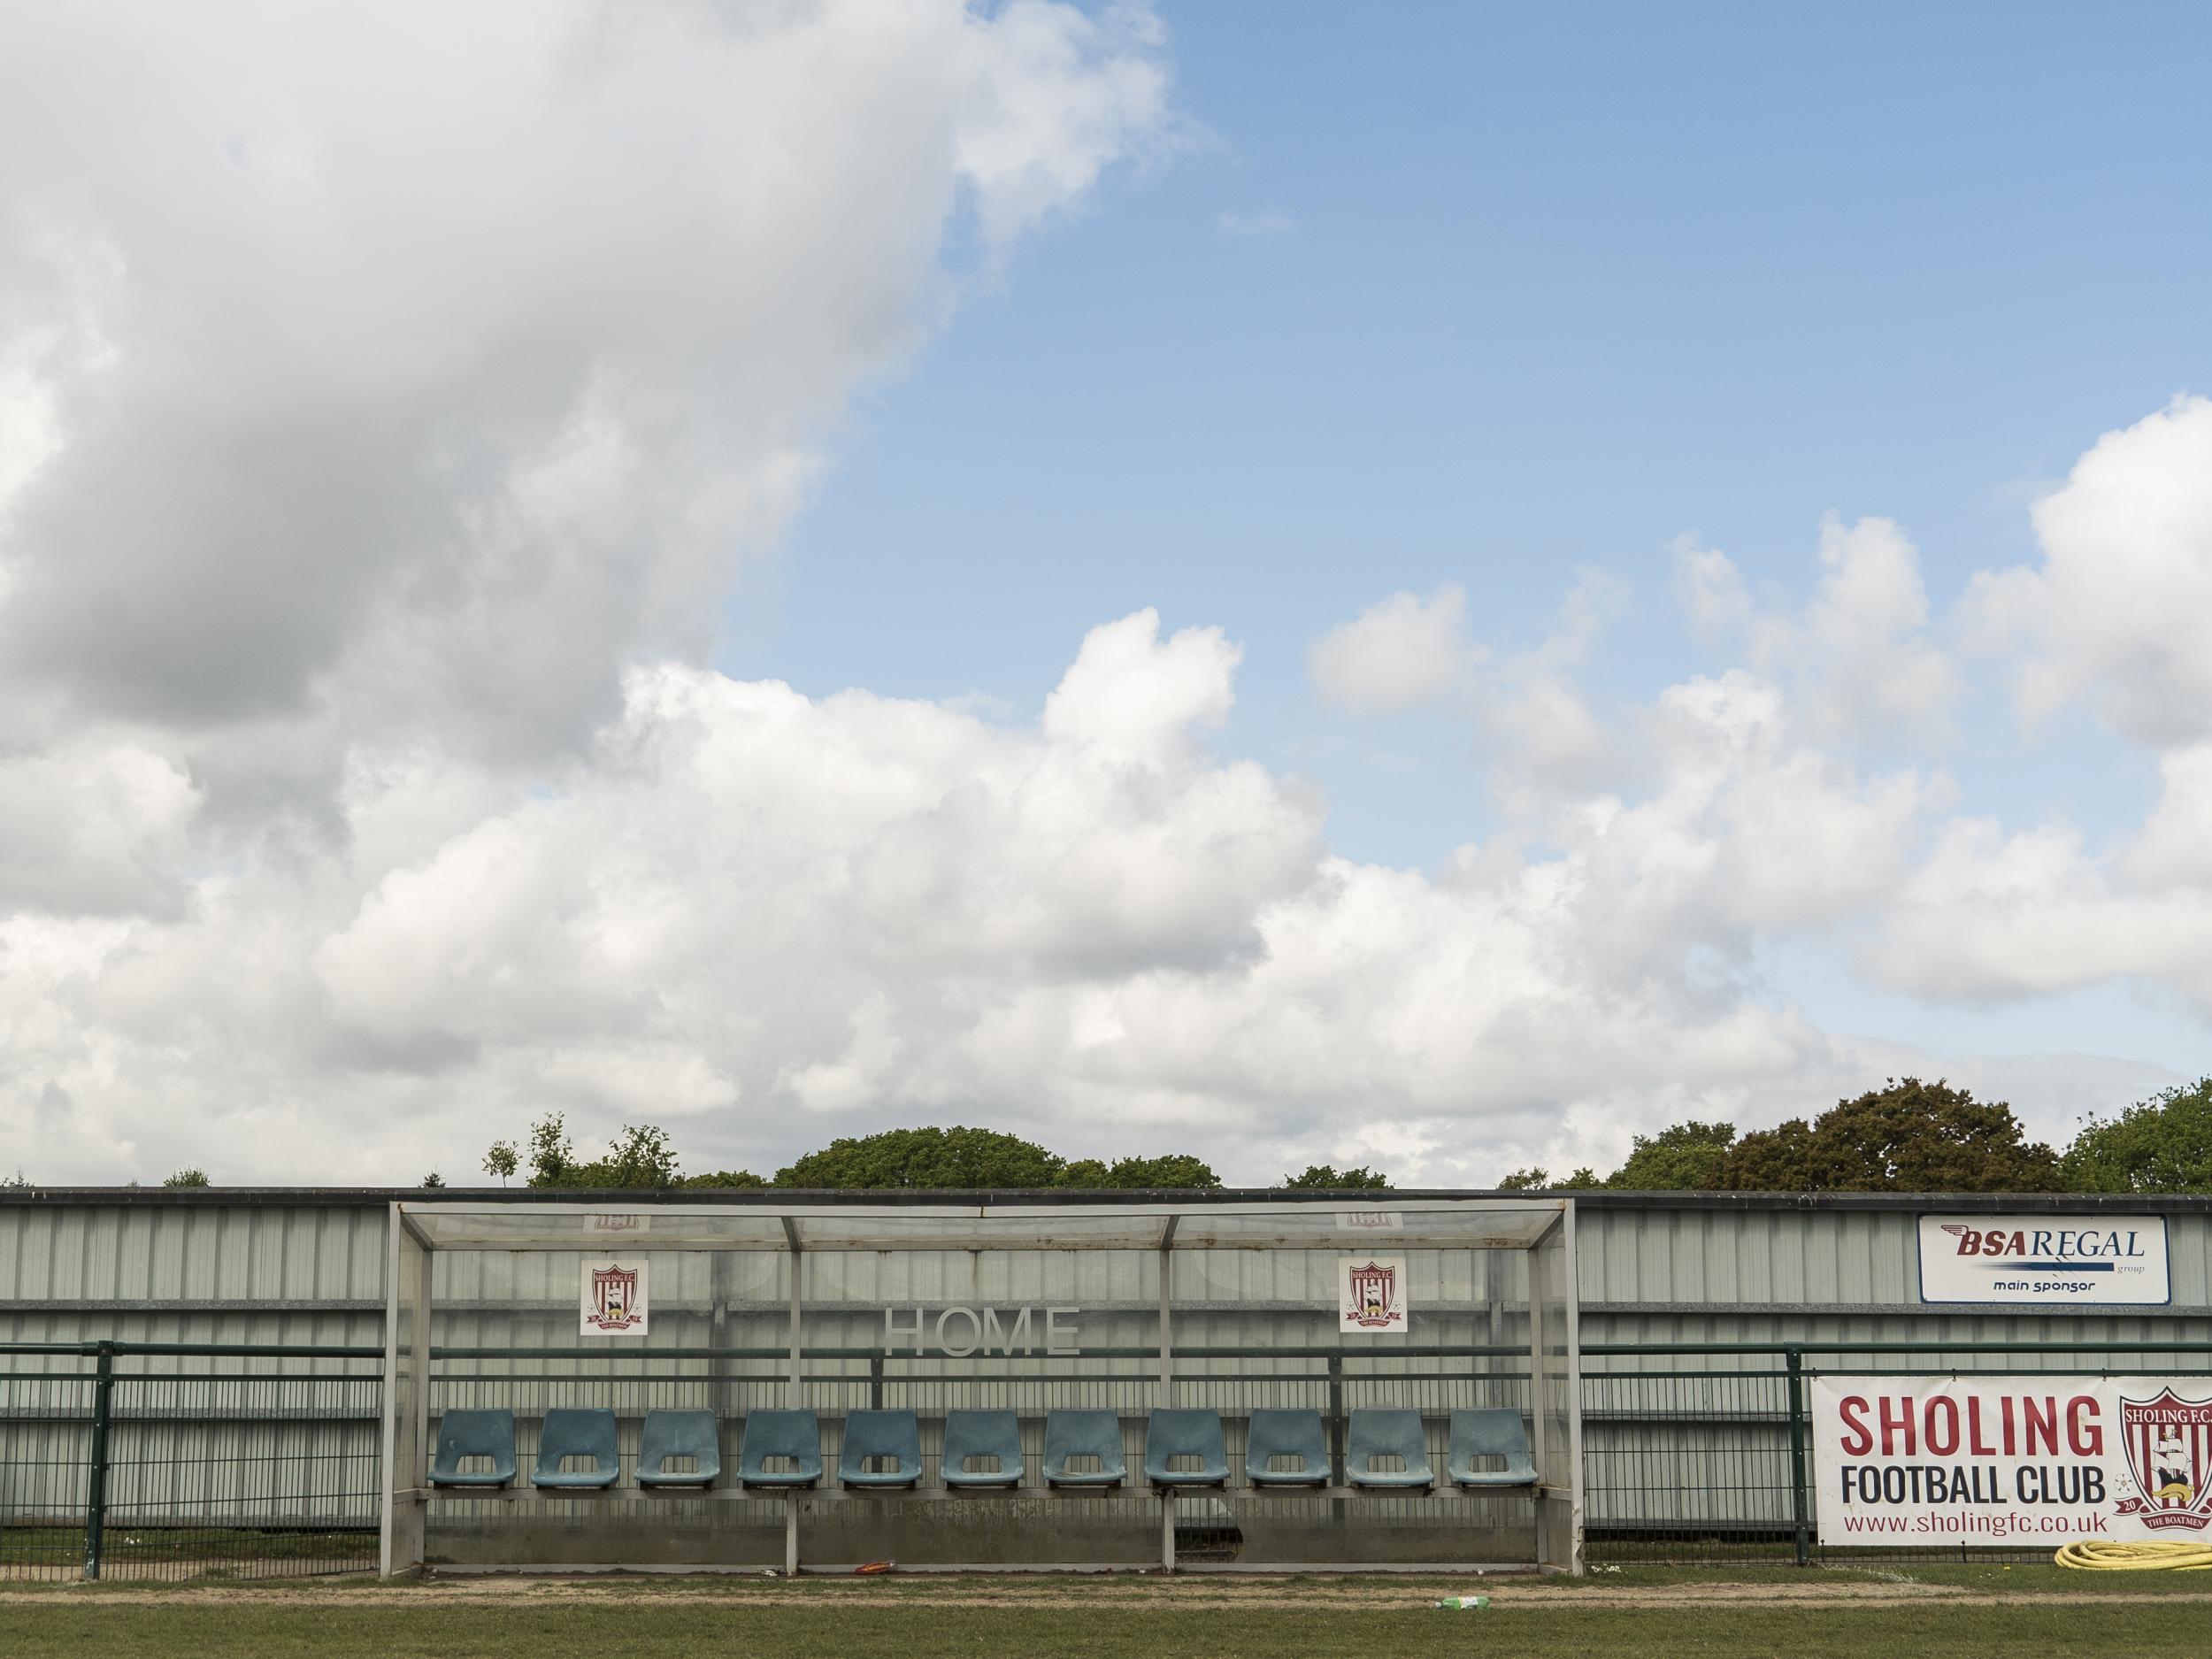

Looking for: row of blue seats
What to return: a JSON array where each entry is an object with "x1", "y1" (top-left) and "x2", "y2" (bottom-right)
[{"x1": 427, "y1": 1405, "x2": 1538, "y2": 1494}]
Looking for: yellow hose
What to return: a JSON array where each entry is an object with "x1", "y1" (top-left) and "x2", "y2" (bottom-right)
[{"x1": 2055, "y1": 1539, "x2": 2212, "y2": 1571}]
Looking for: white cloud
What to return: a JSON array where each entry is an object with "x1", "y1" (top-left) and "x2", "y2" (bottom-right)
[
  {"x1": 1217, "y1": 209, "x2": 1294, "y2": 238},
  {"x1": 1309, "y1": 584, "x2": 1472, "y2": 713},
  {"x1": 1671, "y1": 514, "x2": 1958, "y2": 741},
  {"x1": 1968, "y1": 395, "x2": 2212, "y2": 745}
]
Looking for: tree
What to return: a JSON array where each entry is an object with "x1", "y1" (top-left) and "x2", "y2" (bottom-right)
[
  {"x1": 1279, "y1": 1164, "x2": 1391, "y2": 1191},
  {"x1": 684, "y1": 1168, "x2": 769, "y2": 1189},
  {"x1": 525, "y1": 1115, "x2": 574, "y2": 1187},
  {"x1": 1607, "y1": 1121, "x2": 1738, "y2": 1190},
  {"x1": 1, "y1": 1170, "x2": 29, "y2": 1188},
  {"x1": 483, "y1": 1141, "x2": 518, "y2": 1186},
  {"x1": 163, "y1": 1168, "x2": 211, "y2": 1188},
  {"x1": 420, "y1": 1172, "x2": 445, "y2": 1189},
  {"x1": 1712, "y1": 1079, "x2": 2060, "y2": 1193},
  {"x1": 1495, "y1": 1166, "x2": 1599, "y2": 1191},
  {"x1": 1083, "y1": 1154, "x2": 1221, "y2": 1189},
  {"x1": 2061, "y1": 1078, "x2": 2212, "y2": 1193},
  {"x1": 777, "y1": 1126, "x2": 1066, "y2": 1190}
]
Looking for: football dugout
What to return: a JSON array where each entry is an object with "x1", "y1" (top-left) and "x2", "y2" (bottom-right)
[{"x1": 378, "y1": 1194, "x2": 1583, "y2": 1575}]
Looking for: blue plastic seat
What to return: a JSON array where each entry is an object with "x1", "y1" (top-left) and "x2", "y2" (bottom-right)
[
  {"x1": 1245, "y1": 1408, "x2": 1331, "y2": 1487},
  {"x1": 1143, "y1": 1407, "x2": 1229, "y2": 1489},
  {"x1": 637, "y1": 1409, "x2": 721, "y2": 1488},
  {"x1": 839, "y1": 1409, "x2": 924, "y2": 1490},
  {"x1": 532, "y1": 1407, "x2": 620, "y2": 1489},
  {"x1": 941, "y1": 1409, "x2": 1025, "y2": 1489},
  {"x1": 739, "y1": 1408, "x2": 824, "y2": 1488},
  {"x1": 1345, "y1": 1407, "x2": 1434, "y2": 1490},
  {"x1": 427, "y1": 1408, "x2": 517, "y2": 1488},
  {"x1": 1041, "y1": 1408, "x2": 1127, "y2": 1489},
  {"x1": 1447, "y1": 1408, "x2": 1539, "y2": 1489}
]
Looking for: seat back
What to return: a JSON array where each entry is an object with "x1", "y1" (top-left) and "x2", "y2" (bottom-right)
[
  {"x1": 740, "y1": 1408, "x2": 823, "y2": 1480},
  {"x1": 534, "y1": 1407, "x2": 619, "y2": 1479},
  {"x1": 1142, "y1": 1407, "x2": 1227, "y2": 1482},
  {"x1": 430, "y1": 1408, "x2": 516, "y2": 1480},
  {"x1": 1448, "y1": 1408, "x2": 1538, "y2": 1484},
  {"x1": 838, "y1": 1409, "x2": 923, "y2": 1483},
  {"x1": 1041, "y1": 1408, "x2": 1127, "y2": 1480},
  {"x1": 941, "y1": 1409, "x2": 1025, "y2": 1483},
  {"x1": 638, "y1": 1409, "x2": 721, "y2": 1482},
  {"x1": 1346, "y1": 1407, "x2": 1433, "y2": 1482},
  {"x1": 1245, "y1": 1408, "x2": 1330, "y2": 1482}
]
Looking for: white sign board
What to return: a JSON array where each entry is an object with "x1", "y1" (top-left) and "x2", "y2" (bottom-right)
[
  {"x1": 1813, "y1": 1375, "x2": 2212, "y2": 1544},
  {"x1": 1337, "y1": 1255, "x2": 1409, "y2": 1334},
  {"x1": 1917, "y1": 1215, "x2": 2168, "y2": 1305},
  {"x1": 580, "y1": 1257, "x2": 649, "y2": 1336}
]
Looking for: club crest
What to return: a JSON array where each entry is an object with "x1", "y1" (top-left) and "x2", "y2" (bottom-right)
[
  {"x1": 1345, "y1": 1260, "x2": 1399, "y2": 1329},
  {"x1": 582, "y1": 1261, "x2": 646, "y2": 1334},
  {"x1": 2115, "y1": 1387, "x2": 2212, "y2": 1530}
]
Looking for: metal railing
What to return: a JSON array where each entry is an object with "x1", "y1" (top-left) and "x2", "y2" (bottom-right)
[
  {"x1": 12, "y1": 1335, "x2": 2212, "y2": 1576},
  {"x1": 1580, "y1": 1340, "x2": 2212, "y2": 1565},
  {"x1": 0, "y1": 1340, "x2": 384, "y2": 1581}
]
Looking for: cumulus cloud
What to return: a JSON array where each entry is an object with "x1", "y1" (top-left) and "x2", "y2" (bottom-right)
[
  {"x1": 1969, "y1": 395, "x2": 2212, "y2": 745},
  {"x1": 1, "y1": 4, "x2": 2204, "y2": 1189},
  {"x1": 0, "y1": 0, "x2": 1169, "y2": 766},
  {"x1": 1309, "y1": 584, "x2": 1472, "y2": 713}
]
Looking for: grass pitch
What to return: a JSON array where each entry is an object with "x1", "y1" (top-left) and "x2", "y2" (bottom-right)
[{"x1": 9, "y1": 1564, "x2": 2210, "y2": 1657}]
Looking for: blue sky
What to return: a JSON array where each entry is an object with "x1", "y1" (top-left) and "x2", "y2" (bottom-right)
[
  {"x1": 726, "y1": 1, "x2": 2212, "y2": 1084},
  {"x1": 9, "y1": 1, "x2": 2212, "y2": 1183}
]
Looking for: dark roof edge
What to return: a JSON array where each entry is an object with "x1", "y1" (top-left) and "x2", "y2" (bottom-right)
[{"x1": 1, "y1": 1187, "x2": 2208, "y2": 1214}]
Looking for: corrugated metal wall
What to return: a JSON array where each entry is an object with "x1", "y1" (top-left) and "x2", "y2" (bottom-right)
[{"x1": 8, "y1": 1194, "x2": 2212, "y2": 1558}]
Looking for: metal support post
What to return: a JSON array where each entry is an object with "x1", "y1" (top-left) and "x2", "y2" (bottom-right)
[
  {"x1": 1786, "y1": 1345, "x2": 1810, "y2": 1567},
  {"x1": 82, "y1": 1340, "x2": 116, "y2": 1582}
]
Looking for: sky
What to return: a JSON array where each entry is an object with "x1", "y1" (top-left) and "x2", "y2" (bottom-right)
[{"x1": 3, "y1": 1, "x2": 2211, "y2": 1187}]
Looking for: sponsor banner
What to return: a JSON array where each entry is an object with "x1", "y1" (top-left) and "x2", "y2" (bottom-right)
[
  {"x1": 1812, "y1": 1375, "x2": 2212, "y2": 1544},
  {"x1": 1337, "y1": 1255, "x2": 1409, "y2": 1334},
  {"x1": 580, "y1": 1257, "x2": 649, "y2": 1336},
  {"x1": 1917, "y1": 1215, "x2": 2168, "y2": 1305}
]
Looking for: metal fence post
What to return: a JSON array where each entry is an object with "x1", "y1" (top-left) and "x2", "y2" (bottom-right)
[
  {"x1": 83, "y1": 1340, "x2": 117, "y2": 1582},
  {"x1": 1785, "y1": 1345, "x2": 1810, "y2": 1568},
  {"x1": 869, "y1": 1353, "x2": 884, "y2": 1412}
]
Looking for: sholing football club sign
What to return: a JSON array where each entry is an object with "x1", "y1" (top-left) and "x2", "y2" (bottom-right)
[
  {"x1": 580, "y1": 1257, "x2": 649, "y2": 1336},
  {"x1": 1916, "y1": 1215, "x2": 2168, "y2": 1305},
  {"x1": 1337, "y1": 1255, "x2": 1409, "y2": 1334},
  {"x1": 1813, "y1": 1376, "x2": 2212, "y2": 1544}
]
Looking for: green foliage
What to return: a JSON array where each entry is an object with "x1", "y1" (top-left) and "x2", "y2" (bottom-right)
[
  {"x1": 1711, "y1": 1078, "x2": 2060, "y2": 1193},
  {"x1": 525, "y1": 1115, "x2": 575, "y2": 1186},
  {"x1": 482, "y1": 1141, "x2": 519, "y2": 1186},
  {"x1": 1279, "y1": 1164, "x2": 1392, "y2": 1190},
  {"x1": 1077, "y1": 1154, "x2": 1222, "y2": 1190},
  {"x1": 419, "y1": 1172, "x2": 444, "y2": 1189},
  {"x1": 778, "y1": 1125, "x2": 1064, "y2": 1189},
  {"x1": 1607, "y1": 1121, "x2": 1738, "y2": 1190},
  {"x1": 684, "y1": 1169, "x2": 769, "y2": 1188},
  {"x1": 2060, "y1": 1077, "x2": 2212, "y2": 1193},
  {"x1": 163, "y1": 1167, "x2": 211, "y2": 1187},
  {"x1": 1, "y1": 1169, "x2": 30, "y2": 1188},
  {"x1": 1495, "y1": 1166, "x2": 1599, "y2": 1191}
]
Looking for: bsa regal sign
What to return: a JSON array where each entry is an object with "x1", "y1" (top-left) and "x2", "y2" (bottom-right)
[
  {"x1": 1917, "y1": 1215, "x2": 2169, "y2": 1305},
  {"x1": 1337, "y1": 1255, "x2": 1409, "y2": 1335},
  {"x1": 580, "y1": 1257, "x2": 649, "y2": 1336}
]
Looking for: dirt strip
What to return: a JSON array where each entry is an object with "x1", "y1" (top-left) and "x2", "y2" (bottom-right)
[{"x1": 9, "y1": 1579, "x2": 2212, "y2": 1611}]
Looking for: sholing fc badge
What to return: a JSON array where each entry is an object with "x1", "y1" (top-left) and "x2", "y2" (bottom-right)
[
  {"x1": 2116, "y1": 1387, "x2": 2212, "y2": 1530},
  {"x1": 580, "y1": 1258, "x2": 649, "y2": 1336},
  {"x1": 1337, "y1": 1255, "x2": 1409, "y2": 1334}
]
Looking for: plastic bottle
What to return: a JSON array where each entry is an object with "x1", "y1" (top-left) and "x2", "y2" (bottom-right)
[{"x1": 1433, "y1": 1595, "x2": 1491, "y2": 1609}]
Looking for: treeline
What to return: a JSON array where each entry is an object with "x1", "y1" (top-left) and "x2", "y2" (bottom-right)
[
  {"x1": 1502, "y1": 1076, "x2": 2212, "y2": 1194},
  {"x1": 474, "y1": 1118, "x2": 1391, "y2": 1194}
]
